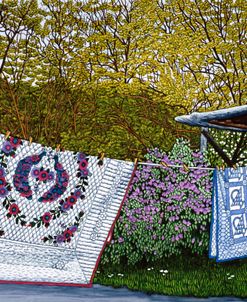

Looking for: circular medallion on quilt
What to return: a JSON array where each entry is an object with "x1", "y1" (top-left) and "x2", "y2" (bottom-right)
[{"x1": 0, "y1": 135, "x2": 91, "y2": 246}]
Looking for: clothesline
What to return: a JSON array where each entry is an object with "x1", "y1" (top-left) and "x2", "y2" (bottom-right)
[
  {"x1": 99, "y1": 152, "x2": 229, "y2": 171},
  {"x1": 2, "y1": 132, "x2": 232, "y2": 172},
  {"x1": 137, "y1": 161, "x2": 215, "y2": 171}
]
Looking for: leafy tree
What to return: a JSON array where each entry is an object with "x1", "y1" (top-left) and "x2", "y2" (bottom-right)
[
  {"x1": 205, "y1": 129, "x2": 247, "y2": 167},
  {"x1": 0, "y1": 0, "x2": 245, "y2": 158},
  {"x1": 0, "y1": 0, "x2": 43, "y2": 138},
  {"x1": 151, "y1": 0, "x2": 246, "y2": 110}
]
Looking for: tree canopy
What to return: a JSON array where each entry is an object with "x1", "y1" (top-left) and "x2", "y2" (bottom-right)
[{"x1": 0, "y1": 0, "x2": 246, "y2": 159}]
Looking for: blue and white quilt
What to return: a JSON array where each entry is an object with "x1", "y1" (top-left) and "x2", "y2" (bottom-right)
[{"x1": 209, "y1": 167, "x2": 247, "y2": 261}]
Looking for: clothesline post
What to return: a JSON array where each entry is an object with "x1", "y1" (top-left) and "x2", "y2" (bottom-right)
[
  {"x1": 175, "y1": 105, "x2": 247, "y2": 167},
  {"x1": 200, "y1": 127, "x2": 208, "y2": 154}
]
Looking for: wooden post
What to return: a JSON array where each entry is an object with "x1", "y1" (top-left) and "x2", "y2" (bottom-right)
[
  {"x1": 201, "y1": 129, "x2": 234, "y2": 167},
  {"x1": 200, "y1": 127, "x2": 208, "y2": 154}
]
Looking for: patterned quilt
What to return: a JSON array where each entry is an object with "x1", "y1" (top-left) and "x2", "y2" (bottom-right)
[
  {"x1": 209, "y1": 167, "x2": 247, "y2": 261},
  {"x1": 0, "y1": 134, "x2": 135, "y2": 286}
]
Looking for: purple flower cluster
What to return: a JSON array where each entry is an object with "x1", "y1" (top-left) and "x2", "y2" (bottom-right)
[
  {"x1": 56, "y1": 227, "x2": 76, "y2": 243},
  {"x1": 31, "y1": 167, "x2": 54, "y2": 182},
  {"x1": 0, "y1": 167, "x2": 8, "y2": 198},
  {"x1": 77, "y1": 152, "x2": 89, "y2": 178},
  {"x1": 1, "y1": 136, "x2": 22, "y2": 157},
  {"x1": 13, "y1": 152, "x2": 46, "y2": 199},
  {"x1": 42, "y1": 211, "x2": 84, "y2": 245},
  {"x1": 59, "y1": 189, "x2": 84, "y2": 212},
  {"x1": 102, "y1": 139, "x2": 213, "y2": 265},
  {"x1": 38, "y1": 155, "x2": 69, "y2": 203}
]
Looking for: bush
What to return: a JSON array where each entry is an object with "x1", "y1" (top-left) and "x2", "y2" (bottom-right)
[
  {"x1": 101, "y1": 139, "x2": 213, "y2": 265},
  {"x1": 205, "y1": 129, "x2": 247, "y2": 167}
]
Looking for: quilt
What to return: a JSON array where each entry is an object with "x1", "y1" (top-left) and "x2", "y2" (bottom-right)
[
  {"x1": 0, "y1": 134, "x2": 135, "y2": 286},
  {"x1": 209, "y1": 167, "x2": 247, "y2": 262}
]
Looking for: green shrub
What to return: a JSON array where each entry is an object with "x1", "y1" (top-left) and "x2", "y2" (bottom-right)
[{"x1": 102, "y1": 139, "x2": 213, "y2": 265}]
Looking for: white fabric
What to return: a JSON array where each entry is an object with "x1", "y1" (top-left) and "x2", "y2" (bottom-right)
[{"x1": 0, "y1": 134, "x2": 134, "y2": 285}]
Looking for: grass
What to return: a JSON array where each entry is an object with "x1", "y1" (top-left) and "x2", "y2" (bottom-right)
[{"x1": 94, "y1": 255, "x2": 247, "y2": 298}]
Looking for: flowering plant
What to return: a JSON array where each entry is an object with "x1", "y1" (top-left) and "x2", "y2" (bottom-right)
[{"x1": 102, "y1": 139, "x2": 213, "y2": 265}]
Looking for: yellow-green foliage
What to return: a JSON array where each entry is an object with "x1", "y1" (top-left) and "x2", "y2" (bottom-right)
[{"x1": 0, "y1": 0, "x2": 245, "y2": 157}]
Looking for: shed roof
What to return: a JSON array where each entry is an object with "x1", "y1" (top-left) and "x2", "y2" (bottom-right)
[{"x1": 175, "y1": 105, "x2": 247, "y2": 132}]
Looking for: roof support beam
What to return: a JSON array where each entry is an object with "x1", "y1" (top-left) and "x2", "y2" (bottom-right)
[{"x1": 201, "y1": 129, "x2": 234, "y2": 167}]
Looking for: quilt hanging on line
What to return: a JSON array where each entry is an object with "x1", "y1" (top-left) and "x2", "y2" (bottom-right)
[
  {"x1": 209, "y1": 167, "x2": 247, "y2": 262},
  {"x1": 0, "y1": 134, "x2": 135, "y2": 286}
]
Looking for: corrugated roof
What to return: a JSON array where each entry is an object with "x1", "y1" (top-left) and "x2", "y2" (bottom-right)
[{"x1": 175, "y1": 105, "x2": 247, "y2": 132}]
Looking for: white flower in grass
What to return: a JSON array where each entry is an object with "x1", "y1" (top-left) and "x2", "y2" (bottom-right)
[
  {"x1": 147, "y1": 267, "x2": 154, "y2": 271},
  {"x1": 108, "y1": 274, "x2": 114, "y2": 278},
  {"x1": 227, "y1": 275, "x2": 235, "y2": 280},
  {"x1": 160, "y1": 269, "x2": 168, "y2": 273},
  {"x1": 118, "y1": 273, "x2": 124, "y2": 277}
]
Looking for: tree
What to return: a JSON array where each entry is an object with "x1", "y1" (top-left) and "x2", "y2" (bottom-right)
[
  {"x1": 0, "y1": 0, "x2": 245, "y2": 159},
  {"x1": 0, "y1": 0, "x2": 43, "y2": 138},
  {"x1": 151, "y1": 0, "x2": 246, "y2": 111}
]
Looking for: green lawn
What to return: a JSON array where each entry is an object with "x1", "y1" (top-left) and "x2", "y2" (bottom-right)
[{"x1": 94, "y1": 256, "x2": 247, "y2": 298}]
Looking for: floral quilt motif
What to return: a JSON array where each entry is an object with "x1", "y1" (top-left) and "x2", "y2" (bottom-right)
[
  {"x1": 14, "y1": 152, "x2": 46, "y2": 199},
  {"x1": 37, "y1": 155, "x2": 70, "y2": 203},
  {"x1": 0, "y1": 135, "x2": 90, "y2": 246},
  {"x1": 0, "y1": 133, "x2": 135, "y2": 286}
]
